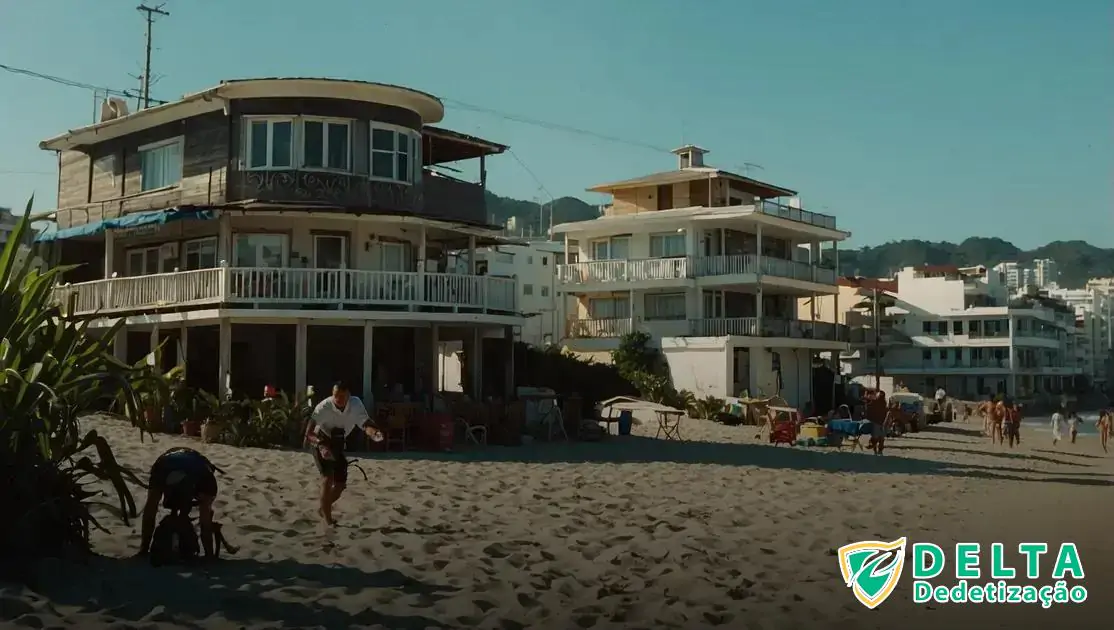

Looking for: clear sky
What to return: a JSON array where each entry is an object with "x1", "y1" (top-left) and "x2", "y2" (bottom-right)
[{"x1": 0, "y1": 0, "x2": 1110, "y2": 248}]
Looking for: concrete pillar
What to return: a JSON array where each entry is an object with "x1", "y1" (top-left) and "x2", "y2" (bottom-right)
[
  {"x1": 218, "y1": 319, "x2": 232, "y2": 398},
  {"x1": 147, "y1": 325, "x2": 160, "y2": 372},
  {"x1": 504, "y1": 325, "x2": 515, "y2": 399},
  {"x1": 467, "y1": 236, "x2": 477, "y2": 275},
  {"x1": 114, "y1": 325, "x2": 128, "y2": 363},
  {"x1": 417, "y1": 225, "x2": 427, "y2": 304},
  {"x1": 430, "y1": 324, "x2": 440, "y2": 397},
  {"x1": 295, "y1": 319, "x2": 308, "y2": 401},
  {"x1": 217, "y1": 211, "x2": 232, "y2": 265},
  {"x1": 104, "y1": 228, "x2": 115, "y2": 278},
  {"x1": 362, "y1": 321, "x2": 374, "y2": 402},
  {"x1": 471, "y1": 327, "x2": 484, "y2": 400},
  {"x1": 178, "y1": 324, "x2": 188, "y2": 370}
]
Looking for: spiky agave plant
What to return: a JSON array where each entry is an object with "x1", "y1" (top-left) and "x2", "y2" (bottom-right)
[{"x1": 0, "y1": 198, "x2": 155, "y2": 581}]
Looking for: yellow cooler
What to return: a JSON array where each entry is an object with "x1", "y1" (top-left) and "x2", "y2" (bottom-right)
[{"x1": 799, "y1": 423, "x2": 827, "y2": 439}]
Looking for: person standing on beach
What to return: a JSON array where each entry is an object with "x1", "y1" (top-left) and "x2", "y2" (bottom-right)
[
  {"x1": 1097, "y1": 411, "x2": 1111, "y2": 453},
  {"x1": 990, "y1": 399, "x2": 1006, "y2": 445},
  {"x1": 304, "y1": 382, "x2": 383, "y2": 526},
  {"x1": 1069, "y1": 412, "x2": 1081, "y2": 445},
  {"x1": 1051, "y1": 410, "x2": 1067, "y2": 445},
  {"x1": 1005, "y1": 403, "x2": 1021, "y2": 448}
]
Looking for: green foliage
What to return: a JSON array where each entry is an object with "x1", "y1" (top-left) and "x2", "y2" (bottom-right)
[
  {"x1": 0, "y1": 198, "x2": 155, "y2": 580},
  {"x1": 210, "y1": 391, "x2": 312, "y2": 449},
  {"x1": 610, "y1": 331, "x2": 660, "y2": 382},
  {"x1": 690, "y1": 395, "x2": 726, "y2": 420},
  {"x1": 514, "y1": 342, "x2": 637, "y2": 410},
  {"x1": 486, "y1": 193, "x2": 600, "y2": 235}
]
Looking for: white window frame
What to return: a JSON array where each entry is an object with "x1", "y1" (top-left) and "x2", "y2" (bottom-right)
[
  {"x1": 232, "y1": 232, "x2": 289, "y2": 268},
  {"x1": 649, "y1": 232, "x2": 686, "y2": 258},
  {"x1": 590, "y1": 235, "x2": 631, "y2": 261},
  {"x1": 244, "y1": 117, "x2": 296, "y2": 171},
  {"x1": 300, "y1": 116, "x2": 351, "y2": 172},
  {"x1": 126, "y1": 245, "x2": 168, "y2": 276},
  {"x1": 138, "y1": 136, "x2": 184, "y2": 191},
  {"x1": 370, "y1": 122, "x2": 422, "y2": 185},
  {"x1": 644, "y1": 293, "x2": 686, "y2": 321},
  {"x1": 588, "y1": 296, "x2": 630, "y2": 320},
  {"x1": 182, "y1": 236, "x2": 218, "y2": 270}
]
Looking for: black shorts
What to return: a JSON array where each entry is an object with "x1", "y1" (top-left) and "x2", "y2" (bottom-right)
[
  {"x1": 313, "y1": 432, "x2": 348, "y2": 486},
  {"x1": 150, "y1": 448, "x2": 218, "y2": 510}
]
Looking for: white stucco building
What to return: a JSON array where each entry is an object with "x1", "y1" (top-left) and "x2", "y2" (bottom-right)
[
  {"x1": 844, "y1": 265, "x2": 1081, "y2": 399},
  {"x1": 552, "y1": 145, "x2": 850, "y2": 407},
  {"x1": 1047, "y1": 283, "x2": 1114, "y2": 389},
  {"x1": 0, "y1": 206, "x2": 17, "y2": 250}
]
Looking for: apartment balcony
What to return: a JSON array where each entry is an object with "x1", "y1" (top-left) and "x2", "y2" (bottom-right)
[
  {"x1": 556, "y1": 255, "x2": 837, "y2": 288},
  {"x1": 564, "y1": 316, "x2": 849, "y2": 343},
  {"x1": 873, "y1": 359, "x2": 1012, "y2": 375},
  {"x1": 52, "y1": 267, "x2": 518, "y2": 316},
  {"x1": 755, "y1": 200, "x2": 838, "y2": 230},
  {"x1": 847, "y1": 326, "x2": 912, "y2": 345}
]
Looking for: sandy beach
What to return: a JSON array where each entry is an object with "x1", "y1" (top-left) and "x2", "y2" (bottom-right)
[{"x1": 3, "y1": 414, "x2": 1113, "y2": 629}]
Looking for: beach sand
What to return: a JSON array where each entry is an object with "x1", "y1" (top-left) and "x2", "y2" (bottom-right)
[{"x1": 3, "y1": 414, "x2": 1113, "y2": 629}]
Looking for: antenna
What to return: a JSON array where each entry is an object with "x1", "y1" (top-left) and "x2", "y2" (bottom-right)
[
  {"x1": 137, "y1": 3, "x2": 170, "y2": 110},
  {"x1": 740, "y1": 162, "x2": 765, "y2": 177}
]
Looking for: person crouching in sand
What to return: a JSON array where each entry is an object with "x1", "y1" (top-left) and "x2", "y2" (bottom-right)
[
  {"x1": 304, "y1": 381, "x2": 383, "y2": 526},
  {"x1": 1097, "y1": 411, "x2": 1111, "y2": 453}
]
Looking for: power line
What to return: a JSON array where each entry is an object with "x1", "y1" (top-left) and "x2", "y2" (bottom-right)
[
  {"x1": 0, "y1": 62, "x2": 167, "y2": 105},
  {"x1": 137, "y1": 4, "x2": 170, "y2": 110}
]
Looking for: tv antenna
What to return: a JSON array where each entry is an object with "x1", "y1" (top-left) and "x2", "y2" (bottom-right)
[
  {"x1": 137, "y1": 3, "x2": 170, "y2": 109},
  {"x1": 740, "y1": 162, "x2": 765, "y2": 177}
]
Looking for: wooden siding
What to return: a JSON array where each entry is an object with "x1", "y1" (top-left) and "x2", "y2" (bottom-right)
[
  {"x1": 55, "y1": 112, "x2": 229, "y2": 229},
  {"x1": 231, "y1": 98, "x2": 421, "y2": 130}
]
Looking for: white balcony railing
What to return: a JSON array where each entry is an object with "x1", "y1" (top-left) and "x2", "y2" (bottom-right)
[
  {"x1": 53, "y1": 267, "x2": 518, "y2": 316},
  {"x1": 565, "y1": 316, "x2": 849, "y2": 341},
  {"x1": 557, "y1": 254, "x2": 837, "y2": 286}
]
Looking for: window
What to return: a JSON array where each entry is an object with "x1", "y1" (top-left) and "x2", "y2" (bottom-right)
[
  {"x1": 588, "y1": 297, "x2": 630, "y2": 319},
  {"x1": 246, "y1": 118, "x2": 294, "y2": 169},
  {"x1": 302, "y1": 119, "x2": 350, "y2": 171},
  {"x1": 371, "y1": 125, "x2": 421, "y2": 183},
  {"x1": 591, "y1": 236, "x2": 630, "y2": 260},
  {"x1": 542, "y1": 256, "x2": 548, "y2": 266},
  {"x1": 922, "y1": 321, "x2": 932, "y2": 334},
  {"x1": 645, "y1": 293, "x2": 686, "y2": 320},
  {"x1": 540, "y1": 286, "x2": 549, "y2": 297},
  {"x1": 183, "y1": 237, "x2": 217, "y2": 270},
  {"x1": 139, "y1": 138, "x2": 183, "y2": 191},
  {"x1": 233, "y1": 233, "x2": 287, "y2": 268},
  {"x1": 922, "y1": 350, "x2": 931, "y2": 361},
  {"x1": 523, "y1": 284, "x2": 534, "y2": 296},
  {"x1": 952, "y1": 320, "x2": 963, "y2": 335},
  {"x1": 938, "y1": 349, "x2": 948, "y2": 361},
  {"x1": 126, "y1": 246, "x2": 165, "y2": 276},
  {"x1": 649, "y1": 233, "x2": 686, "y2": 258}
]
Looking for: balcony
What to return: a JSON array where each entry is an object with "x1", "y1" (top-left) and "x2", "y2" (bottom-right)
[
  {"x1": 847, "y1": 327, "x2": 912, "y2": 344},
  {"x1": 756, "y1": 201, "x2": 837, "y2": 230},
  {"x1": 228, "y1": 169, "x2": 486, "y2": 224},
  {"x1": 564, "y1": 316, "x2": 849, "y2": 342},
  {"x1": 52, "y1": 268, "x2": 517, "y2": 316},
  {"x1": 557, "y1": 254, "x2": 837, "y2": 286}
]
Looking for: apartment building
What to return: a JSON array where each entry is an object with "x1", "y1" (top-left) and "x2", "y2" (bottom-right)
[
  {"x1": 0, "y1": 206, "x2": 16, "y2": 250},
  {"x1": 552, "y1": 145, "x2": 850, "y2": 406},
  {"x1": 1047, "y1": 284, "x2": 1114, "y2": 389},
  {"x1": 842, "y1": 265, "x2": 1080, "y2": 399},
  {"x1": 33, "y1": 78, "x2": 522, "y2": 401}
]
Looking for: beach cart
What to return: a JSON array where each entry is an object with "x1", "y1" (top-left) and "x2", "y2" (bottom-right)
[{"x1": 767, "y1": 406, "x2": 802, "y2": 446}]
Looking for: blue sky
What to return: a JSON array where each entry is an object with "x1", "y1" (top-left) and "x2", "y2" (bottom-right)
[{"x1": 0, "y1": 0, "x2": 1110, "y2": 248}]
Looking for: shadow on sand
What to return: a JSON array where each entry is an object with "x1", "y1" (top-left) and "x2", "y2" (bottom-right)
[
  {"x1": 24, "y1": 556, "x2": 461, "y2": 629},
  {"x1": 352, "y1": 435, "x2": 1114, "y2": 488},
  {"x1": 887, "y1": 442, "x2": 1092, "y2": 468}
]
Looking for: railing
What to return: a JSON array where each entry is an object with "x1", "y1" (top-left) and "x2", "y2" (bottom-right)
[
  {"x1": 566, "y1": 317, "x2": 632, "y2": 338},
  {"x1": 756, "y1": 201, "x2": 838, "y2": 230},
  {"x1": 690, "y1": 317, "x2": 758, "y2": 337},
  {"x1": 557, "y1": 254, "x2": 837, "y2": 286},
  {"x1": 53, "y1": 267, "x2": 517, "y2": 316}
]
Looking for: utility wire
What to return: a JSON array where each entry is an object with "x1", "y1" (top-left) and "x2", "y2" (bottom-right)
[{"x1": 0, "y1": 62, "x2": 168, "y2": 105}]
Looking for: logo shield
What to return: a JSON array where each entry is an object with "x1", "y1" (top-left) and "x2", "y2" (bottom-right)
[{"x1": 837, "y1": 537, "x2": 908, "y2": 609}]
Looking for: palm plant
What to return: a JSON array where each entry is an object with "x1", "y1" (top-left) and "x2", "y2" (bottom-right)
[
  {"x1": 854, "y1": 288, "x2": 897, "y2": 390},
  {"x1": 0, "y1": 199, "x2": 155, "y2": 581}
]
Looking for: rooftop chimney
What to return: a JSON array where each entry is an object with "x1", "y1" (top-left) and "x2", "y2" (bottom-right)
[{"x1": 672, "y1": 145, "x2": 709, "y2": 170}]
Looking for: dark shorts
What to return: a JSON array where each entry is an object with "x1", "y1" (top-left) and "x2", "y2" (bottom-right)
[
  {"x1": 313, "y1": 431, "x2": 348, "y2": 486},
  {"x1": 150, "y1": 448, "x2": 218, "y2": 510}
]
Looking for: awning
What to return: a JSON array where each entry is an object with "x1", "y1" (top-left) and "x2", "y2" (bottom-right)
[{"x1": 35, "y1": 207, "x2": 216, "y2": 243}]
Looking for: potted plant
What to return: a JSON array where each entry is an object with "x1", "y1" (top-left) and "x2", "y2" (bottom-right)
[{"x1": 133, "y1": 366, "x2": 175, "y2": 434}]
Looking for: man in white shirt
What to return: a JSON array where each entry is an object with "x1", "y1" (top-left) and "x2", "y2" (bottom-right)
[{"x1": 304, "y1": 381, "x2": 381, "y2": 526}]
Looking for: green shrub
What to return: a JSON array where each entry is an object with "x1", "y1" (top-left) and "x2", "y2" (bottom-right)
[{"x1": 0, "y1": 200, "x2": 154, "y2": 581}]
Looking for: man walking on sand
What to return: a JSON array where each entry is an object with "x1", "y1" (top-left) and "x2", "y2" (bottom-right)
[
  {"x1": 1052, "y1": 410, "x2": 1068, "y2": 446},
  {"x1": 304, "y1": 382, "x2": 382, "y2": 526}
]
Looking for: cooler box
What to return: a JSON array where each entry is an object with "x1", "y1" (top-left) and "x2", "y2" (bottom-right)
[
  {"x1": 617, "y1": 410, "x2": 633, "y2": 435},
  {"x1": 799, "y1": 423, "x2": 827, "y2": 439}
]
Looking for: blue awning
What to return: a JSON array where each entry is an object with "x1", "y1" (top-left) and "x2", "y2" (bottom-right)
[{"x1": 35, "y1": 207, "x2": 216, "y2": 243}]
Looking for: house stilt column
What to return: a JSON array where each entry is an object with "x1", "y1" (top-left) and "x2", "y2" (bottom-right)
[
  {"x1": 430, "y1": 324, "x2": 440, "y2": 396},
  {"x1": 295, "y1": 319, "x2": 308, "y2": 401},
  {"x1": 147, "y1": 325, "x2": 160, "y2": 372},
  {"x1": 218, "y1": 319, "x2": 232, "y2": 398},
  {"x1": 470, "y1": 327, "x2": 484, "y2": 400},
  {"x1": 504, "y1": 325, "x2": 515, "y2": 399},
  {"x1": 362, "y1": 322, "x2": 374, "y2": 403},
  {"x1": 178, "y1": 324, "x2": 188, "y2": 370},
  {"x1": 114, "y1": 326, "x2": 128, "y2": 363}
]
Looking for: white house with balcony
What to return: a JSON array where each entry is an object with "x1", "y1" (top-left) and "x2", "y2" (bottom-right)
[
  {"x1": 842, "y1": 265, "x2": 1081, "y2": 399},
  {"x1": 33, "y1": 78, "x2": 522, "y2": 402},
  {"x1": 552, "y1": 145, "x2": 850, "y2": 407}
]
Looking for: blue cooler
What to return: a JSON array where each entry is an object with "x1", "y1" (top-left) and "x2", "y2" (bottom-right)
[{"x1": 617, "y1": 410, "x2": 633, "y2": 435}]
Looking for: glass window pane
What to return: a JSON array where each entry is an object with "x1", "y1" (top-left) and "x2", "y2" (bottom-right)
[
  {"x1": 327, "y1": 123, "x2": 349, "y2": 169},
  {"x1": 372, "y1": 128, "x2": 395, "y2": 151},
  {"x1": 145, "y1": 248, "x2": 160, "y2": 274},
  {"x1": 303, "y1": 121, "x2": 323, "y2": 168},
  {"x1": 397, "y1": 132, "x2": 409, "y2": 155},
  {"x1": 234, "y1": 235, "x2": 256, "y2": 267},
  {"x1": 610, "y1": 237, "x2": 630, "y2": 259},
  {"x1": 250, "y1": 121, "x2": 268, "y2": 168},
  {"x1": 272, "y1": 121, "x2": 293, "y2": 168},
  {"x1": 372, "y1": 152, "x2": 395, "y2": 178},
  {"x1": 396, "y1": 153, "x2": 409, "y2": 182},
  {"x1": 127, "y1": 251, "x2": 145, "y2": 276}
]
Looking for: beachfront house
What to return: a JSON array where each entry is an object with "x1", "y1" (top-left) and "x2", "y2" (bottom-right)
[
  {"x1": 34, "y1": 78, "x2": 523, "y2": 402},
  {"x1": 838, "y1": 265, "x2": 1082, "y2": 400},
  {"x1": 552, "y1": 145, "x2": 851, "y2": 407}
]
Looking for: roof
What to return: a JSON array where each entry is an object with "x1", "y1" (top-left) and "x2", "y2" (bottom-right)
[
  {"x1": 551, "y1": 204, "x2": 850, "y2": 240},
  {"x1": 423, "y1": 126, "x2": 507, "y2": 163},
  {"x1": 40, "y1": 78, "x2": 447, "y2": 152},
  {"x1": 840, "y1": 277, "x2": 899, "y2": 292},
  {"x1": 587, "y1": 167, "x2": 797, "y2": 199}
]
